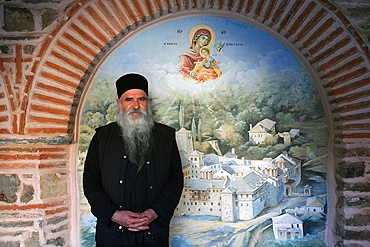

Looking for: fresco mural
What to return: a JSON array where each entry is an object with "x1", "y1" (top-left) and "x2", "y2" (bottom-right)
[{"x1": 78, "y1": 16, "x2": 328, "y2": 247}]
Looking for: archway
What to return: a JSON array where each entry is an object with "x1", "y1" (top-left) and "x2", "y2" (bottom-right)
[{"x1": 79, "y1": 15, "x2": 330, "y2": 245}]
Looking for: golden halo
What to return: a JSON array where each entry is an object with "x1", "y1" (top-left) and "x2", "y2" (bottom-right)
[{"x1": 188, "y1": 24, "x2": 216, "y2": 48}]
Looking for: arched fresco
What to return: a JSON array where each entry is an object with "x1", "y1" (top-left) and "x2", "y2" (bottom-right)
[{"x1": 79, "y1": 16, "x2": 328, "y2": 247}]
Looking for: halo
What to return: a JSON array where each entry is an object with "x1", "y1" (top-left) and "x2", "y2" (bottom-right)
[{"x1": 188, "y1": 24, "x2": 216, "y2": 48}]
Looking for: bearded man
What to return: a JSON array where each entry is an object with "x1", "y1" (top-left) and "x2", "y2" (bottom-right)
[{"x1": 83, "y1": 73, "x2": 184, "y2": 247}]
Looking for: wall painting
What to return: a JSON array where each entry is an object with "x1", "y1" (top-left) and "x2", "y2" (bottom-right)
[{"x1": 78, "y1": 16, "x2": 328, "y2": 247}]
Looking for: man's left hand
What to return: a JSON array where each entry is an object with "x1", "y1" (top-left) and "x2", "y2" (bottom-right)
[
  {"x1": 139, "y1": 208, "x2": 158, "y2": 224},
  {"x1": 128, "y1": 208, "x2": 158, "y2": 232}
]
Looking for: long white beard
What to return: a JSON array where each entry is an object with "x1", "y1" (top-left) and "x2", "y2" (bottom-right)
[{"x1": 116, "y1": 106, "x2": 154, "y2": 167}]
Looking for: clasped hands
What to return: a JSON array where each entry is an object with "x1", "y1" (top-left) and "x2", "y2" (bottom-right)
[{"x1": 111, "y1": 208, "x2": 158, "y2": 232}]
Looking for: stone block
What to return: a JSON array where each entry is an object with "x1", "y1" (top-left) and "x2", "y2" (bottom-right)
[
  {"x1": 0, "y1": 174, "x2": 20, "y2": 203},
  {"x1": 41, "y1": 9, "x2": 59, "y2": 30},
  {"x1": 24, "y1": 232, "x2": 40, "y2": 247},
  {"x1": 20, "y1": 184, "x2": 34, "y2": 203},
  {"x1": 336, "y1": 161, "x2": 365, "y2": 178},
  {"x1": 40, "y1": 173, "x2": 67, "y2": 199},
  {"x1": 3, "y1": 6, "x2": 34, "y2": 32}
]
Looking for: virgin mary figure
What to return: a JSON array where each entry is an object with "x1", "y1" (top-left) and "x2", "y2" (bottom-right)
[{"x1": 178, "y1": 25, "x2": 222, "y2": 83}]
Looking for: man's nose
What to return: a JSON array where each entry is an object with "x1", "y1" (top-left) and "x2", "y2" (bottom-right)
[{"x1": 132, "y1": 99, "x2": 140, "y2": 109}]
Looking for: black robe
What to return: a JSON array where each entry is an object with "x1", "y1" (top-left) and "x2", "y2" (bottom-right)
[{"x1": 83, "y1": 122, "x2": 184, "y2": 246}]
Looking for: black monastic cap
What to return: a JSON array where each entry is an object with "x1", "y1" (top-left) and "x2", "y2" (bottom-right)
[{"x1": 115, "y1": 73, "x2": 149, "y2": 99}]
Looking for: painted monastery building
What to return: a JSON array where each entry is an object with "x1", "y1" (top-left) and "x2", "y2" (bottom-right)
[{"x1": 175, "y1": 127, "x2": 302, "y2": 222}]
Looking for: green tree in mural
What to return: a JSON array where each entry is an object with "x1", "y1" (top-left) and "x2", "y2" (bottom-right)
[
  {"x1": 78, "y1": 76, "x2": 117, "y2": 153},
  {"x1": 105, "y1": 102, "x2": 117, "y2": 123},
  {"x1": 79, "y1": 125, "x2": 95, "y2": 153},
  {"x1": 79, "y1": 67, "x2": 326, "y2": 159},
  {"x1": 83, "y1": 111, "x2": 104, "y2": 129}
]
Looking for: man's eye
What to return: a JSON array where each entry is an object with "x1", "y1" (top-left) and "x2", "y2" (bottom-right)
[
  {"x1": 125, "y1": 98, "x2": 133, "y2": 102},
  {"x1": 139, "y1": 97, "x2": 148, "y2": 102}
]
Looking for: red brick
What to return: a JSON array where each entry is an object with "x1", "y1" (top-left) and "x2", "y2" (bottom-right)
[
  {"x1": 1, "y1": 154, "x2": 42, "y2": 161},
  {"x1": 325, "y1": 67, "x2": 368, "y2": 88},
  {"x1": 336, "y1": 123, "x2": 370, "y2": 131},
  {"x1": 0, "y1": 57, "x2": 15, "y2": 63},
  {"x1": 263, "y1": 0, "x2": 278, "y2": 22},
  {"x1": 321, "y1": 47, "x2": 358, "y2": 70},
  {"x1": 334, "y1": 100, "x2": 370, "y2": 114},
  {"x1": 15, "y1": 91, "x2": 21, "y2": 109},
  {"x1": 56, "y1": 41, "x2": 90, "y2": 65},
  {"x1": 63, "y1": 29, "x2": 98, "y2": 56},
  {"x1": 0, "y1": 201, "x2": 65, "y2": 211},
  {"x1": 0, "y1": 59, "x2": 6, "y2": 72},
  {"x1": 303, "y1": 17, "x2": 335, "y2": 48},
  {"x1": 325, "y1": 57, "x2": 364, "y2": 79},
  {"x1": 50, "y1": 50, "x2": 86, "y2": 73},
  {"x1": 296, "y1": 9, "x2": 326, "y2": 41},
  {"x1": 12, "y1": 114, "x2": 18, "y2": 134},
  {"x1": 278, "y1": 0, "x2": 304, "y2": 32},
  {"x1": 0, "y1": 105, "x2": 7, "y2": 112},
  {"x1": 33, "y1": 93, "x2": 71, "y2": 107},
  {"x1": 44, "y1": 61, "x2": 81, "y2": 80},
  {"x1": 334, "y1": 112, "x2": 370, "y2": 122},
  {"x1": 39, "y1": 163, "x2": 67, "y2": 169},
  {"x1": 255, "y1": 0, "x2": 265, "y2": 17},
  {"x1": 314, "y1": 37, "x2": 351, "y2": 62},
  {"x1": 19, "y1": 112, "x2": 26, "y2": 135},
  {"x1": 118, "y1": 0, "x2": 138, "y2": 22},
  {"x1": 0, "y1": 147, "x2": 66, "y2": 152},
  {"x1": 86, "y1": 6, "x2": 117, "y2": 38},
  {"x1": 0, "y1": 115, "x2": 9, "y2": 122},
  {"x1": 132, "y1": 1, "x2": 146, "y2": 20},
  {"x1": 0, "y1": 129, "x2": 11, "y2": 134},
  {"x1": 29, "y1": 115, "x2": 69, "y2": 125},
  {"x1": 285, "y1": 1, "x2": 316, "y2": 39},
  {"x1": 78, "y1": 15, "x2": 109, "y2": 44},
  {"x1": 270, "y1": 0, "x2": 290, "y2": 26},
  {"x1": 330, "y1": 81, "x2": 370, "y2": 102},
  {"x1": 97, "y1": 0, "x2": 123, "y2": 32},
  {"x1": 107, "y1": 0, "x2": 130, "y2": 27},
  {"x1": 39, "y1": 153, "x2": 67, "y2": 160},
  {"x1": 340, "y1": 133, "x2": 370, "y2": 139},
  {"x1": 37, "y1": 82, "x2": 75, "y2": 98},
  {"x1": 25, "y1": 74, "x2": 35, "y2": 95},
  {"x1": 66, "y1": 0, "x2": 85, "y2": 19},
  {"x1": 0, "y1": 163, "x2": 37, "y2": 169},
  {"x1": 29, "y1": 104, "x2": 70, "y2": 116},
  {"x1": 35, "y1": 38, "x2": 51, "y2": 61},
  {"x1": 45, "y1": 206, "x2": 69, "y2": 215},
  {"x1": 27, "y1": 127, "x2": 68, "y2": 134},
  {"x1": 218, "y1": 0, "x2": 227, "y2": 9},
  {"x1": 15, "y1": 45, "x2": 22, "y2": 85},
  {"x1": 3, "y1": 77, "x2": 15, "y2": 111},
  {"x1": 309, "y1": 26, "x2": 343, "y2": 55},
  {"x1": 40, "y1": 72, "x2": 78, "y2": 89}
]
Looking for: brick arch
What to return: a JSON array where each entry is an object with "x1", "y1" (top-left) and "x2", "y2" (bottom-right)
[
  {"x1": 13, "y1": 0, "x2": 369, "y2": 245},
  {"x1": 23, "y1": 0, "x2": 370, "y2": 139}
]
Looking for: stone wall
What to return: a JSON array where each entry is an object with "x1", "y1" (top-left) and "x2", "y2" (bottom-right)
[{"x1": 0, "y1": 0, "x2": 369, "y2": 246}]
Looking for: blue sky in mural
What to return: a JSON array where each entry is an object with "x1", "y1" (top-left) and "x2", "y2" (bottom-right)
[{"x1": 98, "y1": 16, "x2": 303, "y2": 94}]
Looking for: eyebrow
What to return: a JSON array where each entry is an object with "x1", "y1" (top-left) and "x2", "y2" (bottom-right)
[{"x1": 124, "y1": 96, "x2": 148, "y2": 101}]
